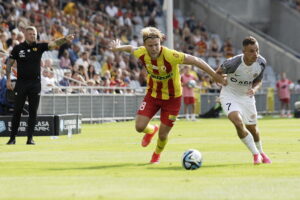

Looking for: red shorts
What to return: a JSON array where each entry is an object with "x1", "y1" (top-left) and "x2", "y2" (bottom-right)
[
  {"x1": 280, "y1": 98, "x2": 290, "y2": 104},
  {"x1": 183, "y1": 97, "x2": 195, "y2": 105},
  {"x1": 137, "y1": 94, "x2": 181, "y2": 127}
]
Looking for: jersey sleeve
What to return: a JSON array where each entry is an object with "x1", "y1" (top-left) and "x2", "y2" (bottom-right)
[
  {"x1": 39, "y1": 42, "x2": 49, "y2": 52},
  {"x1": 168, "y1": 49, "x2": 184, "y2": 64},
  {"x1": 133, "y1": 46, "x2": 146, "y2": 59},
  {"x1": 9, "y1": 46, "x2": 19, "y2": 60},
  {"x1": 253, "y1": 55, "x2": 267, "y2": 83},
  {"x1": 220, "y1": 55, "x2": 242, "y2": 74},
  {"x1": 253, "y1": 67, "x2": 265, "y2": 83}
]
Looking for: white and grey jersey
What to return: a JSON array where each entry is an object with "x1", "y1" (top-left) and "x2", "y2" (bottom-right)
[{"x1": 220, "y1": 54, "x2": 266, "y2": 98}]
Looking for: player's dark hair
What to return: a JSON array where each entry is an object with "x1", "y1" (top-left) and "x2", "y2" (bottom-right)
[{"x1": 242, "y1": 36, "x2": 257, "y2": 47}]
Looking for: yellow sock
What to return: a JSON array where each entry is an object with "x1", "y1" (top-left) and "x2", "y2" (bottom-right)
[
  {"x1": 143, "y1": 124, "x2": 155, "y2": 134},
  {"x1": 155, "y1": 138, "x2": 168, "y2": 154}
]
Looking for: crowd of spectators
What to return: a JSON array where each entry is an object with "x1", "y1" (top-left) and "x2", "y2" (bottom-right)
[{"x1": 0, "y1": 0, "x2": 297, "y2": 97}]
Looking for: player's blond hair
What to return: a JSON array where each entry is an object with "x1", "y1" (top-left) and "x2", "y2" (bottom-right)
[
  {"x1": 141, "y1": 27, "x2": 165, "y2": 42},
  {"x1": 25, "y1": 26, "x2": 37, "y2": 33}
]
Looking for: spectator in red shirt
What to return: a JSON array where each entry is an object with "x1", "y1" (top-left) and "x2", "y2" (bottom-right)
[{"x1": 276, "y1": 72, "x2": 293, "y2": 117}]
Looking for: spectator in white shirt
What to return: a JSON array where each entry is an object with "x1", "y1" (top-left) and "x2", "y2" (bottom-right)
[
  {"x1": 105, "y1": 2, "x2": 118, "y2": 17},
  {"x1": 75, "y1": 51, "x2": 89, "y2": 70}
]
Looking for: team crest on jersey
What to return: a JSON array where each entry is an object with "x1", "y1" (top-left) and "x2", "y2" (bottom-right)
[
  {"x1": 32, "y1": 48, "x2": 37, "y2": 51},
  {"x1": 253, "y1": 73, "x2": 258, "y2": 78},
  {"x1": 19, "y1": 50, "x2": 25, "y2": 57},
  {"x1": 173, "y1": 53, "x2": 179, "y2": 58},
  {"x1": 161, "y1": 65, "x2": 166, "y2": 71}
]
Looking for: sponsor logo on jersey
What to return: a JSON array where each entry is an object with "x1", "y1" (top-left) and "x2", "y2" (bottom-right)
[
  {"x1": 145, "y1": 68, "x2": 173, "y2": 80},
  {"x1": 147, "y1": 64, "x2": 167, "y2": 71},
  {"x1": 149, "y1": 72, "x2": 173, "y2": 80},
  {"x1": 230, "y1": 77, "x2": 252, "y2": 85}
]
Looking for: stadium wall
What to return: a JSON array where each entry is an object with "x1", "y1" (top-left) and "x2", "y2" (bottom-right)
[
  {"x1": 175, "y1": 0, "x2": 300, "y2": 81},
  {"x1": 193, "y1": 0, "x2": 270, "y2": 26},
  {"x1": 269, "y1": 1, "x2": 300, "y2": 54},
  {"x1": 36, "y1": 93, "x2": 300, "y2": 121}
]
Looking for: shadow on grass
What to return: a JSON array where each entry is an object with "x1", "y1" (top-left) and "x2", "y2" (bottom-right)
[
  {"x1": 48, "y1": 162, "x2": 157, "y2": 171},
  {"x1": 47, "y1": 162, "x2": 248, "y2": 171},
  {"x1": 49, "y1": 163, "x2": 139, "y2": 171}
]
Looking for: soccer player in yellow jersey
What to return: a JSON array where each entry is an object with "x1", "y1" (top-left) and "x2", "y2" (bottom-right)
[{"x1": 110, "y1": 27, "x2": 226, "y2": 163}]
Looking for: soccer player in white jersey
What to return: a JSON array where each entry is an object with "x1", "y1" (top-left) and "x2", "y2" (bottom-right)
[{"x1": 216, "y1": 36, "x2": 271, "y2": 165}]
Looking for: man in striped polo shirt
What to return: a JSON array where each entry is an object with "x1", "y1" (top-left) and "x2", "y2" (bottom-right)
[{"x1": 110, "y1": 27, "x2": 225, "y2": 163}]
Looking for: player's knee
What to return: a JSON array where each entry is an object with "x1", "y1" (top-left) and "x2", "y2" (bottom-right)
[
  {"x1": 233, "y1": 119, "x2": 244, "y2": 130},
  {"x1": 135, "y1": 124, "x2": 145, "y2": 133}
]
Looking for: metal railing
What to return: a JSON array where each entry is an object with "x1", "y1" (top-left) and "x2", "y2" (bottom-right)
[{"x1": 37, "y1": 86, "x2": 300, "y2": 123}]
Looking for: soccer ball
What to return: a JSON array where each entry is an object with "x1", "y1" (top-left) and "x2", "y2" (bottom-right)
[
  {"x1": 187, "y1": 80, "x2": 196, "y2": 88},
  {"x1": 182, "y1": 149, "x2": 202, "y2": 170}
]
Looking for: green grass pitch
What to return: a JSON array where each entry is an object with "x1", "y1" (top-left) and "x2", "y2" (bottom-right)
[{"x1": 0, "y1": 118, "x2": 299, "y2": 200}]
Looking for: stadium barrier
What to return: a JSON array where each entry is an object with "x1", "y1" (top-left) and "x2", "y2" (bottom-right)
[
  {"x1": 0, "y1": 113, "x2": 81, "y2": 137},
  {"x1": 36, "y1": 87, "x2": 300, "y2": 122}
]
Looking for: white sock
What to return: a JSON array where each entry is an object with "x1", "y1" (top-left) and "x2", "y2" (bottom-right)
[
  {"x1": 255, "y1": 141, "x2": 263, "y2": 154},
  {"x1": 191, "y1": 114, "x2": 196, "y2": 120},
  {"x1": 241, "y1": 133, "x2": 259, "y2": 155},
  {"x1": 185, "y1": 114, "x2": 190, "y2": 120}
]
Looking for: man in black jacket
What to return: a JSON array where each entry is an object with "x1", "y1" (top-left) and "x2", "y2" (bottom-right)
[{"x1": 5, "y1": 26, "x2": 74, "y2": 145}]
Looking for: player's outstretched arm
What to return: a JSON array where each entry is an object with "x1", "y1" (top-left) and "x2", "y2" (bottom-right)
[
  {"x1": 48, "y1": 34, "x2": 75, "y2": 50},
  {"x1": 183, "y1": 54, "x2": 226, "y2": 85},
  {"x1": 109, "y1": 39, "x2": 135, "y2": 53}
]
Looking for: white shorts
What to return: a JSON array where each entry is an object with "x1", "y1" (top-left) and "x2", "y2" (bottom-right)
[{"x1": 220, "y1": 95, "x2": 257, "y2": 125}]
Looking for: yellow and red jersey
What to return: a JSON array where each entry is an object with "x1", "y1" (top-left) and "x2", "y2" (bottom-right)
[{"x1": 133, "y1": 46, "x2": 185, "y2": 100}]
